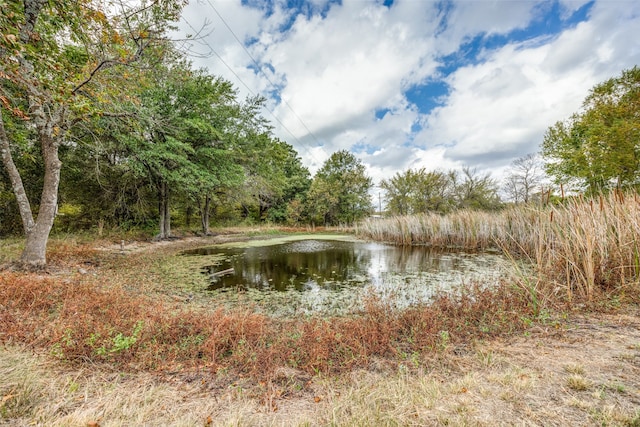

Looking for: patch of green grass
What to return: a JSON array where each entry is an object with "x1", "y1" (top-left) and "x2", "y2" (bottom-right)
[{"x1": 0, "y1": 237, "x2": 24, "y2": 264}]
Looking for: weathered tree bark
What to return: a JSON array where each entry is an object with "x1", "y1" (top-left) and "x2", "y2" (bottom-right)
[
  {"x1": 157, "y1": 180, "x2": 171, "y2": 239},
  {"x1": 0, "y1": 100, "x2": 63, "y2": 266},
  {"x1": 20, "y1": 103, "x2": 64, "y2": 265},
  {"x1": 0, "y1": 111, "x2": 35, "y2": 234}
]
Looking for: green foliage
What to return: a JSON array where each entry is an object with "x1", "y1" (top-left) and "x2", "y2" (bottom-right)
[
  {"x1": 306, "y1": 150, "x2": 373, "y2": 225},
  {"x1": 1, "y1": 0, "x2": 188, "y2": 264},
  {"x1": 542, "y1": 67, "x2": 640, "y2": 194},
  {"x1": 0, "y1": 1, "x2": 355, "y2": 236},
  {"x1": 382, "y1": 167, "x2": 501, "y2": 216},
  {"x1": 92, "y1": 321, "x2": 144, "y2": 357},
  {"x1": 381, "y1": 168, "x2": 454, "y2": 215},
  {"x1": 453, "y1": 167, "x2": 502, "y2": 211}
]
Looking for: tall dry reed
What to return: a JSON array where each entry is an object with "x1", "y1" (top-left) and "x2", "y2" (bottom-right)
[{"x1": 357, "y1": 192, "x2": 640, "y2": 303}]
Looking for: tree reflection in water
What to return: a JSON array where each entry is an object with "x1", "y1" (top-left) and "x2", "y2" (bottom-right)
[{"x1": 183, "y1": 239, "x2": 510, "y2": 315}]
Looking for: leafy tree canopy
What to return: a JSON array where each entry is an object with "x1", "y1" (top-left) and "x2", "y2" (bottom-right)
[
  {"x1": 542, "y1": 67, "x2": 640, "y2": 194},
  {"x1": 306, "y1": 150, "x2": 372, "y2": 225},
  {"x1": 382, "y1": 167, "x2": 501, "y2": 215}
]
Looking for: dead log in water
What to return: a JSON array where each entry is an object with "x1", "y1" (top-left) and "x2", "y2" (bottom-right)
[{"x1": 210, "y1": 267, "x2": 235, "y2": 279}]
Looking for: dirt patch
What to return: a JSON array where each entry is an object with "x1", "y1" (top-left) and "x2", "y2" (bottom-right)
[{"x1": 446, "y1": 310, "x2": 640, "y2": 425}]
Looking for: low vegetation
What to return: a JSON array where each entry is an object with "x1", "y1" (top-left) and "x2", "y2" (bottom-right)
[
  {"x1": 0, "y1": 266, "x2": 531, "y2": 380},
  {"x1": 1, "y1": 1, "x2": 638, "y2": 422}
]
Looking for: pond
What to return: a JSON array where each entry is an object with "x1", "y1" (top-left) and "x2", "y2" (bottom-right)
[{"x1": 181, "y1": 235, "x2": 513, "y2": 316}]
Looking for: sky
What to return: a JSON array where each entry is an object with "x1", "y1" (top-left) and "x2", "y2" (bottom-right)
[{"x1": 176, "y1": 0, "x2": 640, "y2": 189}]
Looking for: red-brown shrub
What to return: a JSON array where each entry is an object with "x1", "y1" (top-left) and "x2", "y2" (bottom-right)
[{"x1": 0, "y1": 270, "x2": 532, "y2": 380}]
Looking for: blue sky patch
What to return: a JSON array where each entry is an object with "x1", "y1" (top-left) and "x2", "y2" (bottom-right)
[
  {"x1": 437, "y1": 0, "x2": 594, "y2": 77},
  {"x1": 352, "y1": 141, "x2": 377, "y2": 155},
  {"x1": 404, "y1": 81, "x2": 449, "y2": 115},
  {"x1": 374, "y1": 108, "x2": 391, "y2": 120}
]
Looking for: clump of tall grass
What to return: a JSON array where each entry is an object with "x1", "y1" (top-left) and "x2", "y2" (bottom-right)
[
  {"x1": 357, "y1": 192, "x2": 640, "y2": 304},
  {"x1": 536, "y1": 192, "x2": 640, "y2": 303},
  {"x1": 356, "y1": 210, "x2": 511, "y2": 250}
]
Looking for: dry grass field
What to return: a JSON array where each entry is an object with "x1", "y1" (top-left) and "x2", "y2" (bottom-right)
[{"x1": 2, "y1": 308, "x2": 639, "y2": 426}]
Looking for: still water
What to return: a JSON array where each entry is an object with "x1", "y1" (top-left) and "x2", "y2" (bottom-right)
[{"x1": 182, "y1": 236, "x2": 512, "y2": 316}]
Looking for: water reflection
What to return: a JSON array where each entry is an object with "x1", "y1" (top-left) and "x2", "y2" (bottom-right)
[{"x1": 184, "y1": 239, "x2": 509, "y2": 310}]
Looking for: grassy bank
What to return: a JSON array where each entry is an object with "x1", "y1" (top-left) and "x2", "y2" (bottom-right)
[
  {"x1": 3, "y1": 310, "x2": 640, "y2": 426},
  {"x1": 0, "y1": 268, "x2": 530, "y2": 380}
]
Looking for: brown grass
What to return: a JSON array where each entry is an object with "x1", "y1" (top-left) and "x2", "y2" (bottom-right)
[
  {"x1": 3, "y1": 308, "x2": 640, "y2": 426},
  {"x1": 0, "y1": 267, "x2": 532, "y2": 381},
  {"x1": 358, "y1": 192, "x2": 640, "y2": 305}
]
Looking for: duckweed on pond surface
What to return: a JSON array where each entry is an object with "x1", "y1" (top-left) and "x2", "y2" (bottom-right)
[{"x1": 177, "y1": 234, "x2": 514, "y2": 317}]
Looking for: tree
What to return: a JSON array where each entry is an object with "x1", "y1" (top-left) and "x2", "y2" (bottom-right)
[
  {"x1": 380, "y1": 169, "x2": 414, "y2": 216},
  {"x1": 542, "y1": 67, "x2": 640, "y2": 194},
  {"x1": 127, "y1": 64, "x2": 244, "y2": 238},
  {"x1": 453, "y1": 167, "x2": 502, "y2": 210},
  {"x1": 0, "y1": 0, "x2": 185, "y2": 266},
  {"x1": 503, "y1": 153, "x2": 544, "y2": 204},
  {"x1": 263, "y1": 140, "x2": 311, "y2": 223},
  {"x1": 58, "y1": 114, "x2": 156, "y2": 232},
  {"x1": 381, "y1": 168, "x2": 454, "y2": 216},
  {"x1": 306, "y1": 150, "x2": 373, "y2": 225},
  {"x1": 181, "y1": 73, "x2": 244, "y2": 234}
]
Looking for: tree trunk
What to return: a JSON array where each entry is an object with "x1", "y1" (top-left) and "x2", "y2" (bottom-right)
[
  {"x1": 185, "y1": 205, "x2": 192, "y2": 227},
  {"x1": 163, "y1": 182, "x2": 171, "y2": 237},
  {"x1": 21, "y1": 133, "x2": 61, "y2": 265},
  {"x1": 202, "y1": 194, "x2": 211, "y2": 234},
  {"x1": 1, "y1": 104, "x2": 62, "y2": 267},
  {"x1": 0, "y1": 110, "x2": 35, "y2": 234},
  {"x1": 157, "y1": 180, "x2": 170, "y2": 239},
  {"x1": 197, "y1": 194, "x2": 212, "y2": 235}
]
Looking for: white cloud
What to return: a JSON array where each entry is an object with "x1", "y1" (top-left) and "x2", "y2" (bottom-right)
[
  {"x1": 417, "y1": 0, "x2": 640, "y2": 178},
  {"x1": 261, "y1": 1, "x2": 440, "y2": 141},
  {"x1": 176, "y1": 0, "x2": 640, "y2": 187},
  {"x1": 435, "y1": 0, "x2": 539, "y2": 53}
]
